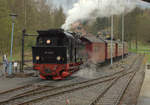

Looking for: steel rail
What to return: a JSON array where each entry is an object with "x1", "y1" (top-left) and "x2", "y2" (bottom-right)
[
  {"x1": 115, "y1": 56, "x2": 144, "y2": 105},
  {"x1": 88, "y1": 56, "x2": 143, "y2": 105},
  {"x1": 18, "y1": 65, "x2": 140, "y2": 105}
]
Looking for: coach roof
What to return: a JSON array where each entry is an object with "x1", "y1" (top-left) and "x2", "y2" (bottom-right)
[{"x1": 80, "y1": 36, "x2": 105, "y2": 43}]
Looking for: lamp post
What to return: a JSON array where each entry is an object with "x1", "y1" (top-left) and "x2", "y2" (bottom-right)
[
  {"x1": 122, "y1": 13, "x2": 124, "y2": 60},
  {"x1": 111, "y1": 15, "x2": 114, "y2": 66},
  {"x1": 9, "y1": 13, "x2": 17, "y2": 75}
]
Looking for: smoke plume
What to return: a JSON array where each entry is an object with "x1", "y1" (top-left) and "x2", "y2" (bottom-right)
[{"x1": 62, "y1": 0, "x2": 139, "y2": 30}]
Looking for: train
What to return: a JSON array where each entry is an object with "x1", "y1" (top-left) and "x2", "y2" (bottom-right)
[{"x1": 32, "y1": 29, "x2": 128, "y2": 80}]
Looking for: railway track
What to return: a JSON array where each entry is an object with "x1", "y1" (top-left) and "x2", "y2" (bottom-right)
[
  {"x1": 0, "y1": 83, "x2": 55, "y2": 103},
  {"x1": 88, "y1": 56, "x2": 143, "y2": 105},
  {"x1": 0, "y1": 55, "x2": 142, "y2": 105},
  {"x1": 0, "y1": 55, "x2": 137, "y2": 98},
  {"x1": 0, "y1": 68, "x2": 125, "y2": 103},
  {"x1": 0, "y1": 74, "x2": 121, "y2": 105}
]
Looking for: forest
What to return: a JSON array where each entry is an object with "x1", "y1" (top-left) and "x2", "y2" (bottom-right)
[
  {"x1": 0, "y1": 0, "x2": 150, "y2": 60},
  {"x1": 84, "y1": 8, "x2": 150, "y2": 49},
  {"x1": 0, "y1": 0, "x2": 65, "y2": 58}
]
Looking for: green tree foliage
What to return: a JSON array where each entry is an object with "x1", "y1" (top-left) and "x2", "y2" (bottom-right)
[
  {"x1": 124, "y1": 8, "x2": 150, "y2": 49},
  {"x1": 0, "y1": 0, "x2": 65, "y2": 57},
  {"x1": 84, "y1": 17, "x2": 110, "y2": 35},
  {"x1": 0, "y1": 0, "x2": 11, "y2": 55}
]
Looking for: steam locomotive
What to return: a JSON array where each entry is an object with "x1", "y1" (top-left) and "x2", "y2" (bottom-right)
[
  {"x1": 32, "y1": 29, "x2": 128, "y2": 80},
  {"x1": 32, "y1": 29, "x2": 87, "y2": 80}
]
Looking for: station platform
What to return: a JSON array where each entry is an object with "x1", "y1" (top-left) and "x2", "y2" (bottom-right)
[{"x1": 137, "y1": 66, "x2": 150, "y2": 105}]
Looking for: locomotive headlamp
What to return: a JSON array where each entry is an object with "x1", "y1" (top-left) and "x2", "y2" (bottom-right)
[
  {"x1": 106, "y1": 35, "x2": 110, "y2": 38},
  {"x1": 36, "y1": 56, "x2": 40, "y2": 60},
  {"x1": 46, "y1": 40, "x2": 51, "y2": 44},
  {"x1": 56, "y1": 56, "x2": 61, "y2": 61}
]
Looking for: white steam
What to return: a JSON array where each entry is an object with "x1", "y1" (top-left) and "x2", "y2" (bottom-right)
[
  {"x1": 62, "y1": 0, "x2": 139, "y2": 30},
  {"x1": 74, "y1": 62, "x2": 97, "y2": 79}
]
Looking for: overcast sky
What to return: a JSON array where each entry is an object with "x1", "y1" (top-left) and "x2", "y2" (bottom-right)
[
  {"x1": 49, "y1": 0, "x2": 150, "y2": 12},
  {"x1": 138, "y1": 0, "x2": 150, "y2": 8},
  {"x1": 50, "y1": 0, "x2": 78, "y2": 12}
]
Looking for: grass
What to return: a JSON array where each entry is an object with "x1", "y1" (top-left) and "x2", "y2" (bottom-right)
[
  {"x1": 145, "y1": 54, "x2": 150, "y2": 63},
  {"x1": 129, "y1": 42, "x2": 150, "y2": 63}
]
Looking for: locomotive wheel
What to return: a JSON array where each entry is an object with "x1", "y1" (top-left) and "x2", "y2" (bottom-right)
[
  {"x1": 60, "y1": 70, "x2": 70, "y2": 78},
  {"x1": 40, "y1": 74, "x2": 52, "y2": 80},
  {"x1": 60, "y1": 70, "x2": 65, "y2": 77},
  {"x1": 45, "y1": 76, "x2": 53, "y2": 80}
]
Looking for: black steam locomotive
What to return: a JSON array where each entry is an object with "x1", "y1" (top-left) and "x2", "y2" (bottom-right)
[{"x1": 32, "y1": 29, "x2": 87, "y2": 80}]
